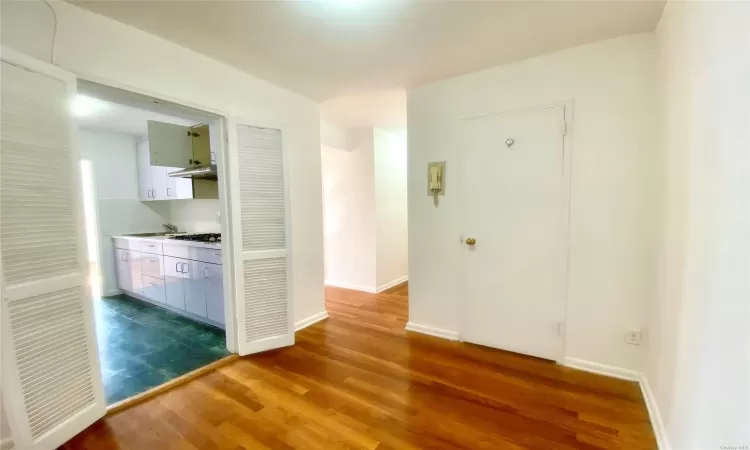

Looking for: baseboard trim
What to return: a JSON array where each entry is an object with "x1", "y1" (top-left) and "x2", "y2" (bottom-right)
[
  {"x1": 562, "y1": 358, "x2": 669, "y2": 449},
  {"x1": 639, "y1": 374, "x2": 671, "y2": 450},
  {"x1": 102, "y1": 289, "x2": 123, "y2": 297},
  {"x1": 325, "y1": 280, "x2": 377, "y2": 294},
  {"x1": 376, "y1": 275, "x2": 408, "y2": 293},
  {"x1": 295, "y1": 311, "x2": 329, "y2": 332},
  {"x1": 405, "y1": 322, "x2": 460, "y2": 341},
  {"x1": 0, "y1": 438, "x2": 14, "y2": 450},
  {"x1": 562, "y1": 357, "x2": 641, "y2": 381}
]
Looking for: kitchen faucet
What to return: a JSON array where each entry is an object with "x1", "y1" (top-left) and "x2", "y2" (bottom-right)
[{"x1": 162, "y1": 223, "x2": 179, "y2": 233}]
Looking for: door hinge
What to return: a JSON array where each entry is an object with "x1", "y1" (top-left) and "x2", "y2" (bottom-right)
[
  {"x1": 557, "y1": 321, "x2": 565, "y2": 337},
  {"x1": 562, "y1": 121, "x2": 568, "y2": 136}
]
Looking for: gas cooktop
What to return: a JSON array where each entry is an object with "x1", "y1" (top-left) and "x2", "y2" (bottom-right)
[{"x1": 169, "y1": 233, "x2": 221, "y2": 243}]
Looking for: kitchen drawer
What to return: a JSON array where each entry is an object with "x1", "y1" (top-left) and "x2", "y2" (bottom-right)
[
  {"x1": 163, "y1": 243, "x2": 190, "y2": 259},
  {"x1": 113, "y1": 238, "x2": 130, "y2": 250},
  {"x1": 194, "y1": 247, "x2": 222, "y2": 265},
  {"x1": 136, "y1": 240, "x2": 163, "y2": 255},
  {"x1": 141, "y1": 254, "x2": 164, "y2": 279},
  {"x1": 142, "y1": 275, "x2": 166, "y2": 304}
]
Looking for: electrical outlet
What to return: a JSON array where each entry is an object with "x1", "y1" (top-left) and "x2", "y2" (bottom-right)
[{"x1": 625, "y1": 329, "x2": 643, "y2": 345}]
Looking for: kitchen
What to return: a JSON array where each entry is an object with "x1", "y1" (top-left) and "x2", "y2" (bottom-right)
[{"x1": 75, "y1": 84, "x2": 232, "y2": 405}]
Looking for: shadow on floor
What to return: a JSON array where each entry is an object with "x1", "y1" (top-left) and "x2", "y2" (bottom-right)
[{"x1": 95, "y1": 294, "x2": 230, "y2": 404}]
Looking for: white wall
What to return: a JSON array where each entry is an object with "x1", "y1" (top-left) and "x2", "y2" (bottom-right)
[
  {"x1": 408, "y1": 33, "x2": 658, "y2": 371},
  {"x1": 79, "y1": 129, "x2": 170, "y2": 296},
  {"x1": 321, "y1": 128, "x2": 377, "y2": 290},
  {"x1": 320, "y1": 124, "x2": 408, "y2": 292},
  {"x1": 374, "y1": 128, "x2": 408, "y2": 289},
  {"x1": 1, "y1": 0, "x2": 325, "y2": 323},
  {"x1": 167, "y1": 199, "x2": 221, "y2": 233},
  {"x1": 649, "y1": 2, "x2": 750, "y2": 449}
]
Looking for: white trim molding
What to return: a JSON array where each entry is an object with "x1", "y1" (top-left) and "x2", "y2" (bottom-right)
[
  {"x1": 562, "y1": 357, "x2": 641, "y2": 381},
  {"x1": 0, "y1": 437, "x2": 14, "y2": 450},
  {"x1": 405, "y1": 322, "x2": 460, "y2": 341},
  {"x1": 295, "y1": 311, "x2": 329, "y2": 332},
  {"x1": 562, "y1": 358, "x2": 671, "y2": 450},
  {"x1": 639, "y1": 374, "x2": 671, "y2": 450},
  {"x1": 325, "y1": 280, "x2": 377, "y2": 294},
  {"x1": 376, "y1": 276, "x2": 408, "y2": 293}
]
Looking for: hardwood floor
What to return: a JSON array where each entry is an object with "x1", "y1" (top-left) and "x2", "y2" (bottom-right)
[{"x1": 63, "y1": 283, "x2": 656, "y2": 449}]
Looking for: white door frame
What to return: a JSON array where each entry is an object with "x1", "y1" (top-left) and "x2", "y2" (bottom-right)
[
  {"x1": 71, "y1": 75, "x2": 297, "y2": 356},
  {"x1": 457, "y1": 101, "x2": 574, "y2": 363},
  {"x1": 0, "y1": 45, "x2": 106, "y2": 449},
  {"x1": 73, "y1": 79, "x2": 242, "y2": 354}
]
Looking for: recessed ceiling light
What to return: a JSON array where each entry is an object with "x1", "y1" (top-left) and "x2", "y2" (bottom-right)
[{"x1": 71, "y1": 95, "x2": 108, "y2": 117}]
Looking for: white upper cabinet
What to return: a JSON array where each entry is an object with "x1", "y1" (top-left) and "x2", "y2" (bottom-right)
[
  {"x1": 137, "y1": 141, "x2": 195, "y2": 201},
  {"x1": 147, "y1": 121, "x2": 212, "y2": 169},
  {"x1": 147, "y1": 120, "x2": 193, "y2": 168},
  {"x1": 166, "y1": 167, "x2": 194, "y2": 199},
  {"x1": 136, "y1": 141, "x2": 154, "y2": 200}
]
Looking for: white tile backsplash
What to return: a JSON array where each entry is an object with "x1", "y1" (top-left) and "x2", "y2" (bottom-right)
[{"x1": 167, "y1": 199, "x2": 221, "y2": 233}]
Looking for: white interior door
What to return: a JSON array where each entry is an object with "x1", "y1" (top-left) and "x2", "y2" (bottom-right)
[
  {"x1": 225, "y1": 120, "x2": 293, "y2": 355},
  {"x1": 1, "y1": 48, "x2": 106, "y2": 449},
  {"x1": 460, "y1": 105, "x2": 568, "y2": 361}
]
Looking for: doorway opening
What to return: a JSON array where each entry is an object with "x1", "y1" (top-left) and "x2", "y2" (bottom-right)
[
  {"x1": 74, "y1": 81, "x2": 233, "y2": 406},
  {"x1": 81, "y1": 159, "x2": 102, "y2": 297},
  {"x1": 318, "y1": 91, "x2": 409, "y2": 302}
]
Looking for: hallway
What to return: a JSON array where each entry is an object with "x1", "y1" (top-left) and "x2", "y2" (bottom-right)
[{"x1": 63, "y1": 284, "x2": 656, "y2": 449}]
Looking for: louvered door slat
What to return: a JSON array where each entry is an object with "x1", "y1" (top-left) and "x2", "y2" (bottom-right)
[
  {"x1": 1, "y1": 51, "x2": 105, "y2": 450},
  {"x1": 228, "y1": 121, "x2": 293, "y2": 355}
]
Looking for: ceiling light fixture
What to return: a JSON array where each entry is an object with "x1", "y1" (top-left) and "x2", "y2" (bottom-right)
[{"x1": 71, "y1": 95, "x2": 108, "y2": 117}]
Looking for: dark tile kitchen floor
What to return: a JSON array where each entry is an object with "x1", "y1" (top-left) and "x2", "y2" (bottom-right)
[{"x1": 94, "y1": 294, "x2": 231, "y2": 405}]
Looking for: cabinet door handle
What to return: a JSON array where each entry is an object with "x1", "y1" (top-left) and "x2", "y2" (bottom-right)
[
  {"x1": 175, "y1": 262, "x2": 180, "y2": 273},
  {"x1": 167, "y1": 188, "x2": 173, "y2": 197},
  {"x1": 203, "y1": 267, "x2": 209, "y2": 278},
  {"x1": 180, "y1": 262, "x2": 188, "y2": 273},
  {"x1": 148, "y1": 282, "x2": 156, "y2": 287}
]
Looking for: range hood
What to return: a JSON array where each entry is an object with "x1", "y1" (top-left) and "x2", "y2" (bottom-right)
[{"x1": 168, "y1": 165, "x2": 217, "y2": 180}]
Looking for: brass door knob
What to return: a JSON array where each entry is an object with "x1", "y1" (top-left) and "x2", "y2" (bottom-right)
[{"x1": 465, "y1": 237, "x2": 476, "y2": 246}]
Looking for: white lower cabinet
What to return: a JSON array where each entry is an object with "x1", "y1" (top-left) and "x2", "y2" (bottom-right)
[
  {"x1": 115, "y1": 249, "x2": 143, "y2": 293},
  {"x1": 115, "y1": 238, "x2": 224, "y2": 328},
  {"x1": 164, "y1": 256, "x2": 188, "y2": 310},
  {"x1": 114, "y1": 249, "x2": 134, "y2": 292},
  {"x1": 142, "y1": 275, "x2": 166, "y2": 304},
  {"x1": 184, "y1": 259, "x2": 208, "y2": 318},
  {"x1": 202, "y1": 262, "x2": 225, "y2": 325}
]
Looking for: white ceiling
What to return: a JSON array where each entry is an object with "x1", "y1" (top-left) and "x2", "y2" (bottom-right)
[
  {"x1": 75, "y1": 96, "x2": 198, "y2": 138},
  {"x1": 320, "y1": 89, "x2": 406, "y2": 129},
  {"x1": 73, "y1": 0, "x2": 665, "y2": 102}
]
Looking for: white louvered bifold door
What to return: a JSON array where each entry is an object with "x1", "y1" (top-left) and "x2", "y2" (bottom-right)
[
  {"x1": 0, "y1": 49, "x2": 106, "y2": 449},
  {"x1": 226, "y1": 120, "x2": 294, "y2": 356}
]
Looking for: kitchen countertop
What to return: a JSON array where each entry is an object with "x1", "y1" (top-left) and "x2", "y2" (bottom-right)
[{"x1": 112, "y1": 235, "x2": 222, "y2": 249}]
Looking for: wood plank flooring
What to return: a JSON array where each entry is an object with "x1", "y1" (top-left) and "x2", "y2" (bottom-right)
[{"x1": 62, "y1": 283, "x2": 656, "y2": 449}]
